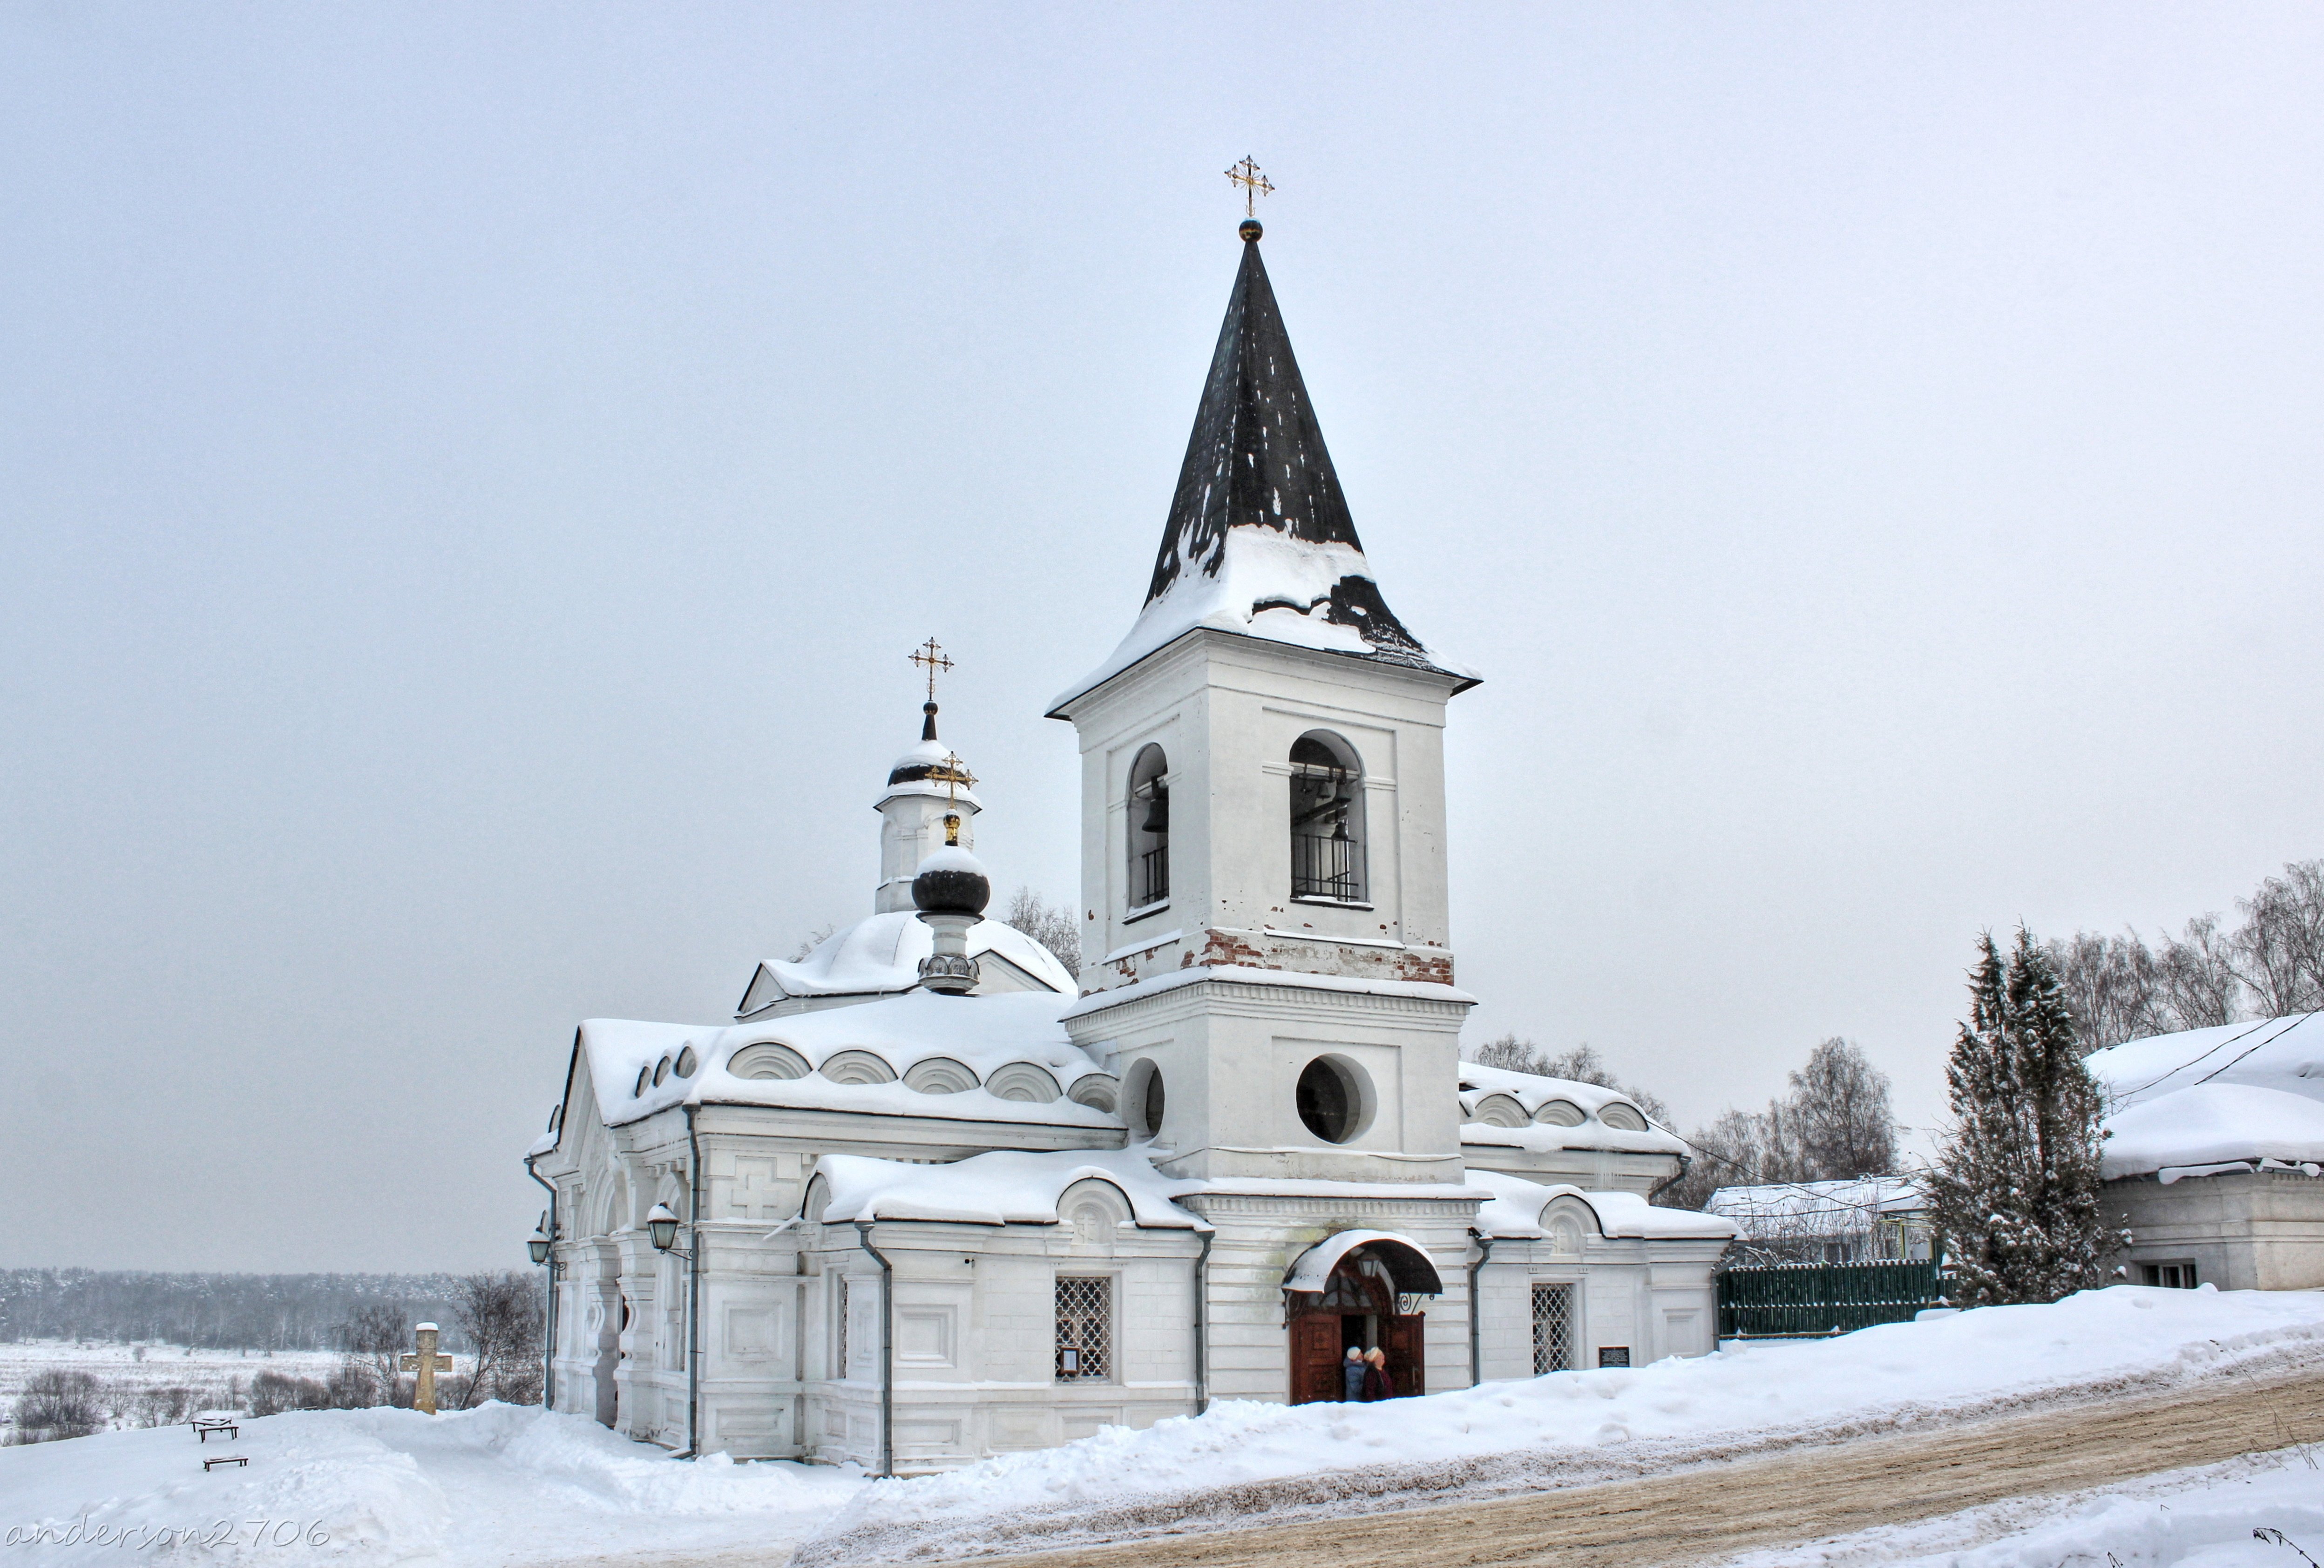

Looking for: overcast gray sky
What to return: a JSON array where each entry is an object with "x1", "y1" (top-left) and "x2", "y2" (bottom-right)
[{"x1": 4, "y1": 5, "x2": 2319, "y2": 1272}]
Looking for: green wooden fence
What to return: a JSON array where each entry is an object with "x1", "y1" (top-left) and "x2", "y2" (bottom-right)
[{"x1": 1715, "y1": 1260, "x2": 1946, "y2": 1339}]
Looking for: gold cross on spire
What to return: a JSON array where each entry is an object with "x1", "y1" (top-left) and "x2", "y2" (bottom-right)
[
  {"x1": 1226, "y1": 156, "x2": 1274, "y2": 219},
  {"x1": 908, "y1": 637, "x2": 955, "y2": 702}
]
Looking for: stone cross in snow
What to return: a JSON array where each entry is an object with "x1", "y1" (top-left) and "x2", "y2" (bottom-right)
[{"x1": 400, "y1": 1322, "x2": 454, "y2": 1414}]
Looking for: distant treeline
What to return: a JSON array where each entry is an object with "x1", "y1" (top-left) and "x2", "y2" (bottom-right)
[{"x1": 0, "y1": 1271, "x2": 473, "y2": 1352}]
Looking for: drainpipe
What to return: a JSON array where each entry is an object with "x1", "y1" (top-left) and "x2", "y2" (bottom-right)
[
  {"x1": 1192, "y1": 1229, "x2": 1213, "y2": 1415},
  {"x1": 1466, "y1": 1229, "x2": 1494, "y2": 1388},
  {"x1": 852, "y1": 1219, "x2": 894, "y2": 1479},
  {"x1": 1648, "y1": 1153, "x2": 1692, "y2": 1206},
  {"x1": 684, "y1": 1106, "x2": 703, "y2": 1459},
  {"x1": 524, "y1": 1156, "x2": 558, "y2": 1410}
]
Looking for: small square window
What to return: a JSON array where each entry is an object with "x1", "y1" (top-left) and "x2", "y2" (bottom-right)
[{"x1": 2143, "y1": 1261, "x2": 2199, "y2": 1290}]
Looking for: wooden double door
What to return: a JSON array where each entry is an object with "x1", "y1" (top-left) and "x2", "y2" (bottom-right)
[{"x1": 1288, "y1": 1254, "x2": 1425, "y2": 1405}]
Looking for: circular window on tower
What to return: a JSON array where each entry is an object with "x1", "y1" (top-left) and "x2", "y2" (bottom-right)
[{"x1": 1295, "y1": 1055, "x2": 1372, "y2": 1145}]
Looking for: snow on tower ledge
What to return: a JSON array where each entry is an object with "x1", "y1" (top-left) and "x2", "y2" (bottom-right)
[{"x1": 1051, "y1": 226, "x2": 1476, "y2": 714}]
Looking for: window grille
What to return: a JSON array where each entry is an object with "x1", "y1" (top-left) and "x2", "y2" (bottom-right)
[
  {"x1": 1136, "y1": 845, "x2": 1169, "y2": 906},
  {"x1": 2144, "y1": 1261, "x2": 2199, "y2": 1290},
  {"x1": 1531, "y1": 1282, "x2": 1574, "y2": 1375},
  {"x1": 1291, "y1": 830, "x2": 1365, "y2": 901},
  {"x1": 1055, "y1": 1276, "x2": 1111, "y2": 1380}
]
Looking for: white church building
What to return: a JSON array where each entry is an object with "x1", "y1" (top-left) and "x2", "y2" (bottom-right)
[{"x1": 523, "y1": 217, "x2": 1735, "y2": 1471}]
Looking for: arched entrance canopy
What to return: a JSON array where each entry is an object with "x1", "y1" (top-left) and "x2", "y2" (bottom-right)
[{"x1": 1282, "y1": 1230, "x2": 1443, "y2": 1297}]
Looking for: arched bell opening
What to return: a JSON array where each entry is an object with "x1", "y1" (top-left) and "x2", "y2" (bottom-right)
[
  {"x1": 1288, "y1": 730, "x2": 1366, "y2": 902},
  {"x1": 1127, "y1": 743, "x2": 1170, "y2": 910}
]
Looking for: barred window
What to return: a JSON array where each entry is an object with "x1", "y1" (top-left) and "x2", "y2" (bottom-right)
[
  {"x1": 1055, "y1": 1276, "x2": 1111, "y2": 1380},
  {"x1": 1531, "y1": 1282, "x2": 1573, "y2": 1375}
]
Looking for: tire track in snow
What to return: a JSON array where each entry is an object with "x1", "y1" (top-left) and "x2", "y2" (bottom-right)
[{"x1": 800, "y1": 1351, "x2": 2324, "y2": 1567}]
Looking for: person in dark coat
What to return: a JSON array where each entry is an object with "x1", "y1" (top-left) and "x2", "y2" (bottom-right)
[
  {"x1": 1362, "y1": 1345, "x2": 1395, "y2": 1401},
  {"x1": 1341, "y1": 1345, "x2": 1366, "y2": 1402}
]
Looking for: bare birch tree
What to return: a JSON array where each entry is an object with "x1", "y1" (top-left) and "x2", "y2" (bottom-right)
[
  {"x1": 1786, "y1": 1038, "x2": 1898, "y2": 1179},
  {"x1": 1000, "y1": 885, "x2": 1081, "y2": 974}
]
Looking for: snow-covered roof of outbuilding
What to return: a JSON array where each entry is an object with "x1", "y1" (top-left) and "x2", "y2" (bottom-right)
[
  {"x1": 1455, "y1": 1062, "x2": 1688, "y2": 1156},
  {"x1": 1465, "y1": 1169, "x2": 1736, "y2": 1242},
  {"x1": 813, "y1": 1145, "x2": 1202, "y2": 1229},
  {"x1": 739, "y1": 911, "x2": 1073, "y2": 1013},
  {"x1": 1048, "y1": 227, "x2": 1475, "y2": 715},
  {"x1": 2086, "y1": 1014, "x2": 2324, "y2": 1180},
  {"x1": 578, "y1": 990, "x2": 1117, "y2": 1133},
  {"x1": 2103, "y1": 1083, "x2": 2324, "y2": 1182}
]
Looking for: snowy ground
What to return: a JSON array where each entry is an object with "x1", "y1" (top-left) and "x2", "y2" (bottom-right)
[
  {"x1": 5, "y1": 1287, "x2": 2322, "y2": 1568},
  {"x1": 0, "y1": 1345, "x2": 345, "y2": 1416},
  {"x1": 0, "y1": 1402, "x2": 863, "y2": 1567},
  {"x1": 1720, "y1": 1448, "x2": 2324, "y2": 1568}
]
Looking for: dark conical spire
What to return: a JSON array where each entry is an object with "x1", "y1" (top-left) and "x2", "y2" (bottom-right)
[
  {"x1": 1141, "y1": 223, "x2": 1425, "y2": 660},
  {"x1": 1048, "y1": 223, "x2": 1476, "y2": 716}
]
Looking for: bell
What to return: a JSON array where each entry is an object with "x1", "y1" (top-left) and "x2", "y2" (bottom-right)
[{"x1": 1141, "y1": 792, "x2": 1169, "y2": 834}]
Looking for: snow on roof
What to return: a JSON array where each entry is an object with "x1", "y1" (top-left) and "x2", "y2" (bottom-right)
[
  {"x1": 1281, "y1": 1230, "x2": 1444, "y2": 1294},
  {"x1": 2085, "y1": 1013, "x2": 2324, "y2": 1179},
  {"x1": 1466, "y1": 1169, "x2": 1736, "y2": 1242},
  {"x1": 579, "y1": 991, "x2": 1114, "y2": 1132},
  {"x1": 878, "y1": 738, "x2": 982, "y2": 810},
  {"x1": 815, "y1": 1144, "x2": 1202, "y2": 1229},
  {"x1": 1060, "y1": 963, "x2": 1473, "y2": 1020},
  {"x1": 2102, "y1": 1083, "x2": 2324, "y2": 1182},
  {"x1": 1454, "y1": 1061, "x2": 1688, "y2": 1156},
  {"x1": 1054, "y1": 559, "x2": 1477, "y2": 714},
  {"x1": 814, "y1": 1152, "x2": 1728, "y2": 1244},
  {"x1": 1706, "y1": 1177, "x2": 1928, "y2": 1231},
  {"x1": 748, "y1": 910, "x2": 1073, "y2": 1004},
  {"x1": 2086, "y1": 1013, "x2": 2324, "y2": 1110},
  {"x1": 1459, "y1": 1121, "x2": 1688, "y2": 1158}
]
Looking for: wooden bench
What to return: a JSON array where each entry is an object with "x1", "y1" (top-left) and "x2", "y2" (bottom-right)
[
  {"x1": 202, "y1": 1455, "x2": 247, "y2": 1471},
  {"x1": 193, "y1": 1420, "x2": 238, "y2": 1442}
]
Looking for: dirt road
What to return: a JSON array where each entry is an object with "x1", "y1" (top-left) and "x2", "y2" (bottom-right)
[{"x1": 968, "y1": 1366, "x2": 2324, "y2": 1568}]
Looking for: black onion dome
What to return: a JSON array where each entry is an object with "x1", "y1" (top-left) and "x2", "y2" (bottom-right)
[{"x1": 912, "y1": 848, "x2": 990, "y2": 917}]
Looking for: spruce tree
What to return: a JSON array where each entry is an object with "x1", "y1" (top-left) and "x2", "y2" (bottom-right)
[{"x1": 1929, "y1": 927, "x2": 2122, "y2": 1305}]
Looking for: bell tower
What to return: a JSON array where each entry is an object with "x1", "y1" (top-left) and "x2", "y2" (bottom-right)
[{"x1": 1049, "y1": 218, "x2": 1479, "y2": 1184}]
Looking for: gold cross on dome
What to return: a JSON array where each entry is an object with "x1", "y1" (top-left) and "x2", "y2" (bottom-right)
[
  {"x1": 938, "y1": 750, "x2": 978, "y2": 845},
  {"x1": 908, "y1": 637, "x2": 955, "y2": 702},
  {"x1": 1226, "y1": 156, "x2": 1274, "y2": 219},
  {"x1": 938, "y1": 750, "x2": 977, "y2": 805}
]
